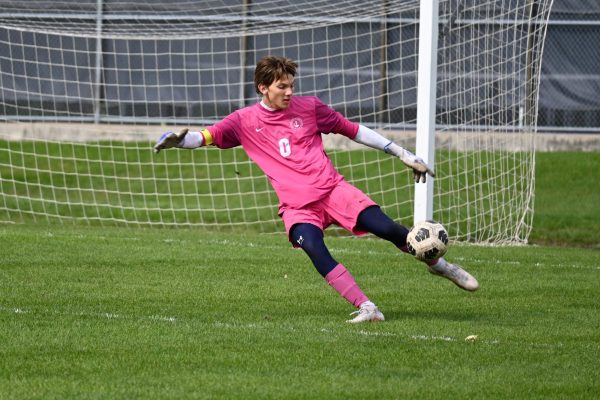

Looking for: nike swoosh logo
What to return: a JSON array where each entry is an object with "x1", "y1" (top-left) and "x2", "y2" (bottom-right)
[{"x1": 256, "y1": 127, "x2": 264, "y2": 132}]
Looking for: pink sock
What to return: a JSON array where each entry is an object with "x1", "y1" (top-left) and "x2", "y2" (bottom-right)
[{"x1": 325, "y1": 264, "x2": 369, "y2": 308}]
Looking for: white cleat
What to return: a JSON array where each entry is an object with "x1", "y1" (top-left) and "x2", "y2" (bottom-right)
[
  {"x1": 427, "y1": 258, "x2": 480, "y2": 291},
  {"x1": 346, "y1": 302, "x2": 385, "y2": 324}
]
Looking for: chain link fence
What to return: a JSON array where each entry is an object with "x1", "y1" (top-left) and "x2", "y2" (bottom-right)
[
  {"x1": 538, "y1": 0, "x2": 600, "y2": 132},
  {"x1": 0, "y1": 0, "x2": 598, "y2": 133}
]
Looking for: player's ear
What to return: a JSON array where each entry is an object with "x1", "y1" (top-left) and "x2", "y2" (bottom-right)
[{"x1": 258, "y1": 83, "x2": 268, "y2": 95}]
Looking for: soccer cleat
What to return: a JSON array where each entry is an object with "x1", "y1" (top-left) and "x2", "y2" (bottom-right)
[
  {"x1": 346, "y1": 302, "x2": 385, "y2": 324},
  {"x1": 427, "y1": 258, "x2": 480, "y2": 291}
]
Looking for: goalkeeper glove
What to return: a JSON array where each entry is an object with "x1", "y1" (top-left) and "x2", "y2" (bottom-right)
[
  {"x1": 153, "y1": 128, "x2": 189, "y2": 154},
  {"x1": 384, "y1": 142, "x2": 435, "y2": 183}
]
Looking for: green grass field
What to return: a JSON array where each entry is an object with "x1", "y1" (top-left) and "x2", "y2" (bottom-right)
[
  {"x1": 530, "y1": 152, "x2": 600, "y2": 248},
  {"x1": 1, "y1": 151, "x2": 599, "y2": 399}
]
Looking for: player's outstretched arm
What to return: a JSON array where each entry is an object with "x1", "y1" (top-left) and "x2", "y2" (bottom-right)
[
  {"x1": 153, "y1": 128, "x2": 189, "y2": 153},
  {"x1": 153, "y1": 128, "x2": 211, "y2": 154},
  {"x1": 353, "y1": 124, "x2": 435, "y2": 183}
]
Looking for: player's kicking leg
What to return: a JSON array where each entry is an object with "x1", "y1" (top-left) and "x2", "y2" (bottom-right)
[
  {"x1": 355, "y1": 206, "x2": 479, "y2": 291},
  {"x1": 425, "y1": 258, "x2": 479, "y2": 291}
]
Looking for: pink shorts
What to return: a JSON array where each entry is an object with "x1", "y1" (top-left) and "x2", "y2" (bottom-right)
[{"x1": 281, "y1": 180, "x2": 378, "y2": 246}]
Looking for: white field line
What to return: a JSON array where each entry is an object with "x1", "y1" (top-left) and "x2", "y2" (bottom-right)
[
  {"x1": 0, "y1": 305, "x2": 177, "y2": 323},
  {"x1": 4, "y1": 305, "x2": 577, "y2": 348},
  {"x1": 28, "y1": 232, "x2": 598, "y2": 271},
  {"x1": 181, "y1": 238, "x2": 599, "y2": 270}
]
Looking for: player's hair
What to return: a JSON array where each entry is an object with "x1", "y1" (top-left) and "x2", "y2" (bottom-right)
[{"x1": 254, "y1": 55, "x2": 298, "y2": 94}]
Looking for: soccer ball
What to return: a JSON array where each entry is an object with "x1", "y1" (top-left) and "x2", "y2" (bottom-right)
[{"x1": 406, "y1": 220, "x2": 449, "y2": 261}]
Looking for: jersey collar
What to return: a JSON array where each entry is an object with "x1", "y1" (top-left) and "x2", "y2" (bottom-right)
[{"x1": 259, "y1": 100, "x2": 277, "y2": 112}]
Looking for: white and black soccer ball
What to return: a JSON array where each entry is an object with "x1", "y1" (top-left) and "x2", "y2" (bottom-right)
[{"x1": 406, "y1": 220, "x2": 449, "y2": 261}]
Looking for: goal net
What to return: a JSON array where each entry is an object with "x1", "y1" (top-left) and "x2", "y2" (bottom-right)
[{"x1": 0, "y1": 0, "x2": 553, "y2": 243}]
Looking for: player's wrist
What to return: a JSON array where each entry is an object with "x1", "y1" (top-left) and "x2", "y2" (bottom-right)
[
  {"x1": 384, "y1": 142, "x2": 410, "y2": 160},
  {"x1": 179, "y1": 131, "x2": 203, "y2": 148}
]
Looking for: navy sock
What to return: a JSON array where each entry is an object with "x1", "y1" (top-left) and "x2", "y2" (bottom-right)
[
  {"x1": 290, "y1": 223, "x2": 339, "y2": 277},
  {"x1": 356, "y1": 206, "x2": 409, "y2": 249}
]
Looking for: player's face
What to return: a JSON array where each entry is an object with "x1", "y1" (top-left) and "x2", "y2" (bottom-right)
[{"x1": 261, "y1": 74, "x2": 294, "y2": 110}]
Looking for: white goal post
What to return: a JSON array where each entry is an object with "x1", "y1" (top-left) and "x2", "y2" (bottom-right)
[
  {"x1": 0, "y1": 0, "x2": 554, "y2": 243},
  {"x1": 414, "y1": 0, "x2": 440, "y2": 223}
]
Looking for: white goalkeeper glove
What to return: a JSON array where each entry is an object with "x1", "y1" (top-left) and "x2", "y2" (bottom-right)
[
  {"x1": 353, "y1": 124, "x2": 435, "y2": 183},
  {"x1": 384, "y1": 142, "x2": 435, "y2": 183},
  {"x1": 153, "y1": 128, "x2": 189, "y2": 154}
]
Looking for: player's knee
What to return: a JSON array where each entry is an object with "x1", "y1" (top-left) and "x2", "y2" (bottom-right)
[
  {"x1": 300, "y1": 236, "x2": 324, "y2": 258},
  {"x1": 290, "y1": 223, "x2": 324, "y2": 254},
  {"x1": 290, "y1": 223, "x2": 338, "y2": 276}
]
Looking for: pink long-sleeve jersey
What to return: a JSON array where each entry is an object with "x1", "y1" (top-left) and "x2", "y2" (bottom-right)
[{"x1": 206, "y1": 96, "x2": 359, "y2": 214}]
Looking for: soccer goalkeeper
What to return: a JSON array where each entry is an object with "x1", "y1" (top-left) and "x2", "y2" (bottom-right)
[{"x1": 154, "y1": 55, "x2": 479, "y2": 323}]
